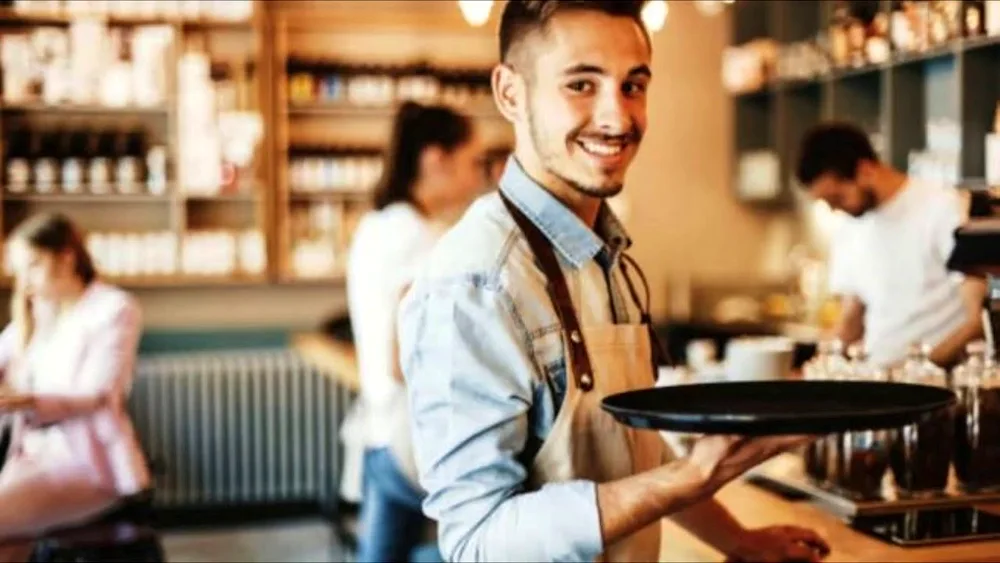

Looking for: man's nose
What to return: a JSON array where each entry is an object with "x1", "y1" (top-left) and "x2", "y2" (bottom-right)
[{"x1": 593, "y1": 90, "x2": 632, "y2": 134}]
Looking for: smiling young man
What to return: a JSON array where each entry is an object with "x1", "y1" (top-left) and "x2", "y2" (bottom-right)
[{"x1": 397, "y1": 2, "x2": 830, "y2": 562}]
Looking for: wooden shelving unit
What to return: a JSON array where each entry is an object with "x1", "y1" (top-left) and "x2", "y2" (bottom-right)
[
  {"x1": 0, "y1": 1, "x2": 514, "y2": 290},
  {"x1": 0, "y1": 0, "x2": 272, "y2": 286},
  {"x1": 270, "y1": 2, "x2": 513, "y2": 284},
  {"x1": 729, "y1": 0, "x2": 1000, "y2": 208}
]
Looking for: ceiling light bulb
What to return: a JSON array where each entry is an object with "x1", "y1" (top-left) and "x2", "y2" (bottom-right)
[
  {"x1": 641, "y1": 0, "x2": 668, "y2": 33},
  {"x1": 458, "y1": 0, "x2": 493, "y2": 27}
]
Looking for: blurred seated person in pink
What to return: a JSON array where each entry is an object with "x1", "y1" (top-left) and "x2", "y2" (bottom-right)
[{"x1": 0, "y1": 213, "x2": 150, "y2": 562}]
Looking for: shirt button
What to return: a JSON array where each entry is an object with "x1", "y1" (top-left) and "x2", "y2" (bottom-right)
[
  {"x1": 580, "y1": 373, "x2": 593, "y2": 388},
  {"x1": 570, "y1": 330, "x2": 582, "y2": 344}
]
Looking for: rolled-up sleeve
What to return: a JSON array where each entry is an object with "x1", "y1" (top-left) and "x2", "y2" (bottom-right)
[{"x1": 398, "y1": 277, "x2": 604, "y2": 563}]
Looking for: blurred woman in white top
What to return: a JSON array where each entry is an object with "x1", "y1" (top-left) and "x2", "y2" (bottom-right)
[
  {"x1": 346, "y1": 101, "x2": 485, "y2": 563},
  {"x1": 0, "y1": 213, "x2": 149, "y2": 562}
]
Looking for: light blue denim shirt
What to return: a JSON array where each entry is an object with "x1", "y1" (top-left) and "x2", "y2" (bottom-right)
[{"x1": 397, "y1": 158, "x2": 640, "y2": 562}]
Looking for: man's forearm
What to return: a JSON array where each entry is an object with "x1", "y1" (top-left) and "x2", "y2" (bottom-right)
[
  {"x1": 930, "y1": 319, "x2": 984, "y2": 369},
  {"x1": 596, "y1": 458, "x2": 713, "y2": 547},
  {"x1": 931, "y1": 278, "x2": 989, "y2": 369}
]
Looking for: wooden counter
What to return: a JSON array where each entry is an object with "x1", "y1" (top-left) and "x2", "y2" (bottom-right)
[
  {"x1": 291, "y1": 331, "x2": 360, "y2": 392},
  {"x1": 659, "y1": 480, "x2": 1000, "y2": 562}
]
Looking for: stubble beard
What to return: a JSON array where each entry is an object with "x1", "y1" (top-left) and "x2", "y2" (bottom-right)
[
  {"x1": 526, "y1": 108, "x2": 624, "y2": 200},
  {"x1": 849, "y1": 186, "x2": 879, "y2": 217}
]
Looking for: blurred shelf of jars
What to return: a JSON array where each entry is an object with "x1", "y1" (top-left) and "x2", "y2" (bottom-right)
[
  {"x1": 724, "y1": 0, "x2": 1000, "y2": 209},
  {"x1": 0, "y1": 0, "x2": 514, "y2": 286},
  {"x1": 271, "y1": 5, "x2": 512, "y2": 283}
]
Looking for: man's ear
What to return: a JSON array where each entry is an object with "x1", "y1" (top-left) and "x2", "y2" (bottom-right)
[
  {"x1": 855, "y1": 159, "x2": 876, "y2": 183},
  {"x1": 492, "y1": 63, "x2": 525, "y2": 124},
  {"x1": 420, "y1": 145, "x2": 446, "y2": 176}
]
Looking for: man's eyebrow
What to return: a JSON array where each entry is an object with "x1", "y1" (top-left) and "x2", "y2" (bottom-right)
[
  {"x1": 561, "y1": 63, "x2": 605, "y2": 75},
  {"x1": 560, "y1": 63, "x2": 652, "y2": 78},
  {"x1": 629, "y1": 64, "x2": 652, "y2": 78}
]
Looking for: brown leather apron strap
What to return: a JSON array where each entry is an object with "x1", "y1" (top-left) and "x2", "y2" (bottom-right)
[
  {"x1": 500, "y1": 192, "x2": 596, "y2": 392},
  {"x1": 620, "y1": 254, "x2": 675, "y2": 368}
]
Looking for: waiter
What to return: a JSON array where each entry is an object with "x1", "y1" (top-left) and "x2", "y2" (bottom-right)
[
  {"x1": 795, "y1": 122, "x2": 986, "y2": 368},
  {"x1": 397, "y1": 2, "x2": 830, "y2": 562}
]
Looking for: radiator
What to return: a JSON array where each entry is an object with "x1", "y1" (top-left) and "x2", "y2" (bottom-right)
[{"x1": 128, "y1": 349, "x2": 352, "y2": 510}]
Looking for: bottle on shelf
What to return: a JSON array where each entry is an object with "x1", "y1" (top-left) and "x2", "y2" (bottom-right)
[
  {"x1": 867, "y1": 10, "x2": 892, "y2": 64},
  {"x1": 146, "y1": 144, "x2": 168, "y2": 196},
  {"x1": 62, "y1": 130, "x2": 88, "y2": 194},
  {"x1": 318, "y1": 63, "x2": 345, "y2": 104},
  {"x1": 89, "y1": 130, "x2": 115, "y2": 194},
  {"x1": 891, "y1": 0, "x2": 931, "y2": 53},
  {"x1": 288, "y1": 71, "x2": 316, "y2": 105},
  {"x1": 965, "y1": 0, "x2": 987, "y2": 36},
  {"x1": 116, "y1": 129, "x2": 146, "y2": 194},
  {"x1": 34, "y1": 131, "x2": 59, "y2": 194},
  {"x1": 829, "y1": 1, "x2": 852, "y2": 67},
  {"x1": 5, "y1": 129, "x2": 32, "y2": 194}
]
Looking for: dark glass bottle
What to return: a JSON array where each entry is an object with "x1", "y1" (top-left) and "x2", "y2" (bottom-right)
[
  {"x1": 33, "y1": 131, "x2": 58, "y2": 194},
  {"x1": 89, "y1": 130, "x2": 115, "y2": 194},
  {"x1": 116, "y1": 129, "x2": 145, "y2": 194},
  {"x1": 5, "y1": 129, "x2": 31, "y2": 194}
]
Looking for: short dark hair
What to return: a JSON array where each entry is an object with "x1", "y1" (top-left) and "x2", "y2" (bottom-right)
[
  {"x1": 373, "y1": 101, "x2": 473, "y2": 211},
  {"x1": 498, "y1": 0, "x2": 649, "y2": 64},
  {"x1": 795, "y1": 122, "x2": 879, "y2": 186}
]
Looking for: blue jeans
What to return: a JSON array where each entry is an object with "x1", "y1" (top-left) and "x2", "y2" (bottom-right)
[{"x1": 356, "y1": 447, "x2": 442, "y2": 563}]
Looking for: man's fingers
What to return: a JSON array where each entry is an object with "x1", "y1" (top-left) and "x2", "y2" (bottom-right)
[
  {"x1": 778, "y1": 527, "x2": 831, "y2": 555},
  {"x1": 783, "y1": 541, "x2": 824, "y2": 562}
]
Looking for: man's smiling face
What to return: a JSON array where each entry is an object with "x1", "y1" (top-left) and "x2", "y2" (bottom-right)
[{"x1": 499, "y1": 8, "x2": 653, "y2": 199}]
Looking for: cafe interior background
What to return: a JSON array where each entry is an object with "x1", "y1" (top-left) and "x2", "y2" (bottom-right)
[{"x1": 0, "y1": 0, "x2": 997, "y2": 560}]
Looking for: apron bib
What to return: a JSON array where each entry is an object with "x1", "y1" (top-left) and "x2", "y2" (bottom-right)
[{"x1": 500, "y1": 193, "x2": 671, "y2": 563}]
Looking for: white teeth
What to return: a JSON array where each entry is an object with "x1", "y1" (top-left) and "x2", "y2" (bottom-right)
[{"x1": 579, "y1": 141, "x2": 623, "y2": 157}]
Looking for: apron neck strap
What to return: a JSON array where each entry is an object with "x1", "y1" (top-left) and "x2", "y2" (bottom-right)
[
  {"x1": 619, "y1": 254, "x2": 675, "y2": 367},
  {"x1": 499, "y1": 191, "x2": 596, "y2": 392}
]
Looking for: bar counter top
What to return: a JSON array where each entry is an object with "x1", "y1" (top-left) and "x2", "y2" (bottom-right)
[{"x1": 659, "y1": 478, "x2": 1000, "y2": 562}]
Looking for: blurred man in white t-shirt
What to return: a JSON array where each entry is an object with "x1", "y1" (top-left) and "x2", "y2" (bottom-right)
[{"x1": 796, "y1": 122, "x2": 986, "y2": 368}]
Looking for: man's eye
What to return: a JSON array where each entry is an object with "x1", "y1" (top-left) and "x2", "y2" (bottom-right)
[
  {"x1": 623, "y1": 82, "x2": 647, "y2": 96},
  {"x1": 566, "y1": 80, "x2": 594, "y2": 94}
]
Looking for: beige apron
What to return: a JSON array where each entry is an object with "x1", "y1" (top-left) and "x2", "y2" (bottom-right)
[{"x1": 501, "y1": 194, "x2": 672, "y2": 563}]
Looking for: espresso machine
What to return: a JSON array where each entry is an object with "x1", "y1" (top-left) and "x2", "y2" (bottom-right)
[
  {"x1": 947, "y1": 211, "x2": 1000, "y2": 360},
  {"x1": 744, "y1": 195, "x2": 1000, "y2": 547}
]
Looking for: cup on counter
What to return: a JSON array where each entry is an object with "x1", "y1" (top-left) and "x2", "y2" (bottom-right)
[{"x1": 724, "y1": 336, "x2": 795, "y2": 382}]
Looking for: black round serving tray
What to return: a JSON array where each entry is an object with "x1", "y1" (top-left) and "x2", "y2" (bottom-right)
[{"x1": 601, "y1": 381, "x2": 957, "y2": 436}]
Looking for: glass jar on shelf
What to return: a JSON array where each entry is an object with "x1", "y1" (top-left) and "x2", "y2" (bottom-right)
[
  {"x1": 802, "y1": 339, "x2": 848, "y2": 486},
  {"x1": 829, "y1": 2, "x2": 852, "y2": 67},
  {"x1": 952, "y1": 341, "x2": 1000, "y2": 493},
  {"x1": 288, "y1": 72, "x2": 315, "y2": 105},
  {"x1": 889, "y1": 343, "x2": 954, "y2": 498},
  {"x1": 835, "y1": 344, "x2": 892, "y2": 500}
]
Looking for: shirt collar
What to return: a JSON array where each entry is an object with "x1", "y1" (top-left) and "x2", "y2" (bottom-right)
[{"x1": 498, "y1": 157, "x2": 632, "y2": 269}]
